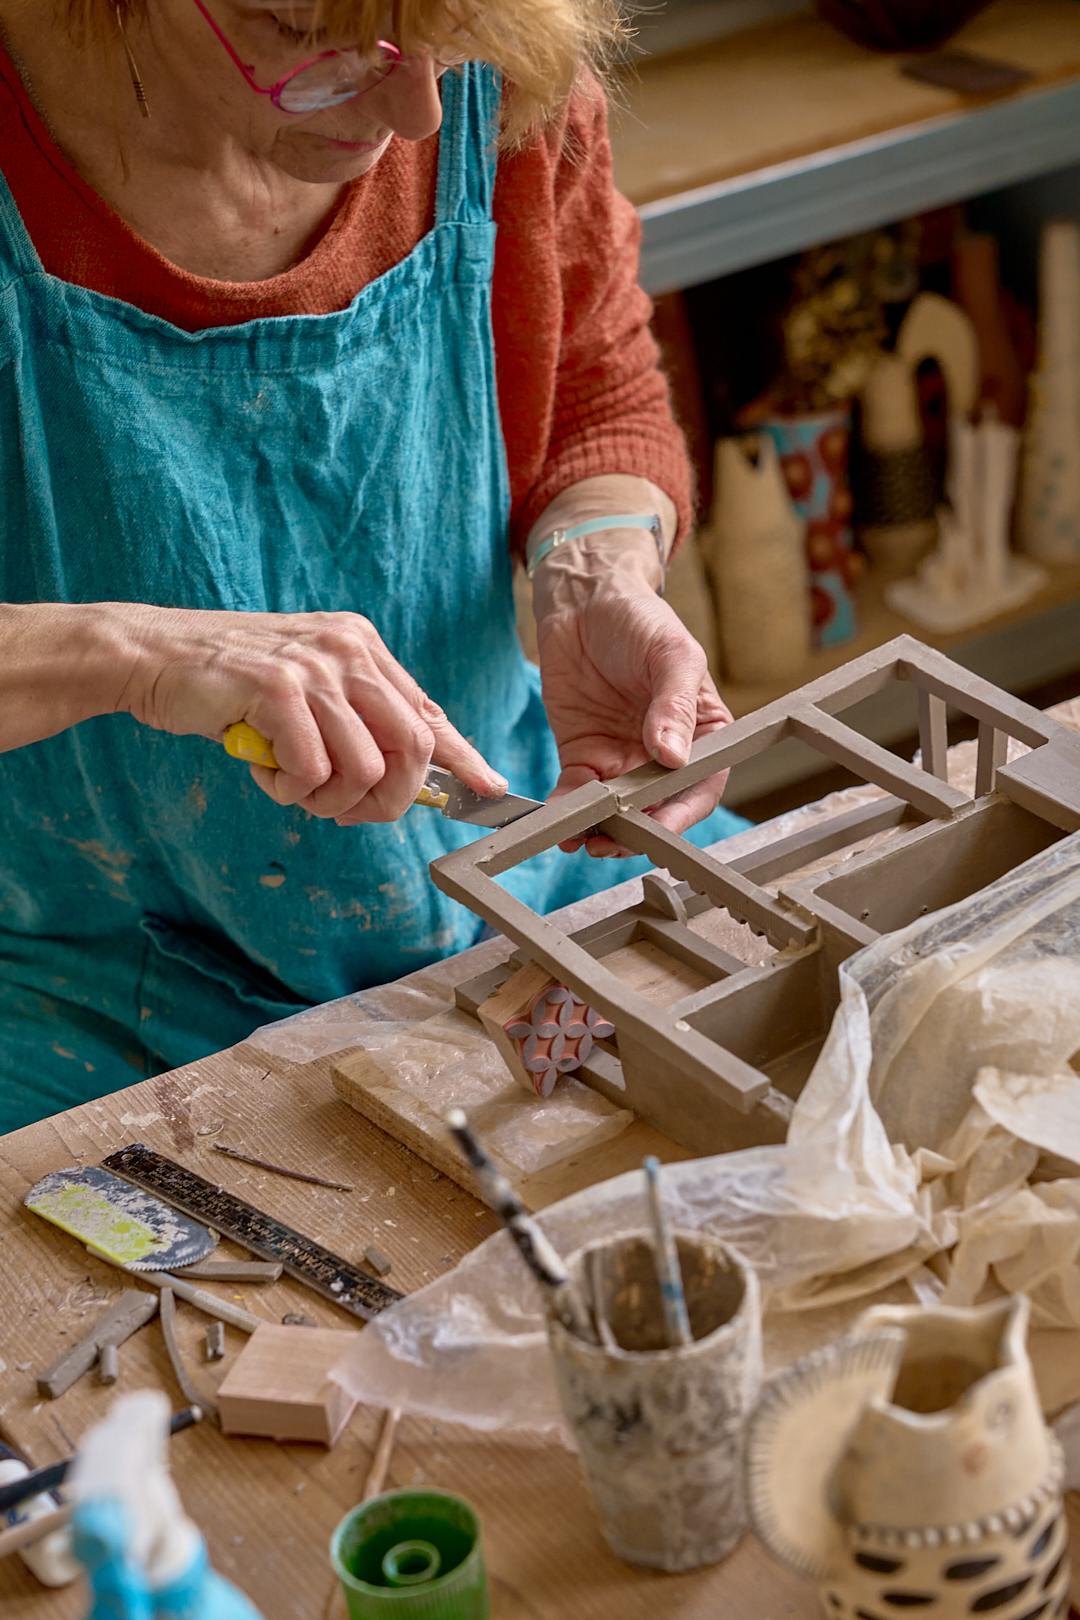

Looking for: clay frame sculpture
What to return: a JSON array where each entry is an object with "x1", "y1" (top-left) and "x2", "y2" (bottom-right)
[{"x1": 431, "y1": 636, "x2": 1080, "y2": 1156}]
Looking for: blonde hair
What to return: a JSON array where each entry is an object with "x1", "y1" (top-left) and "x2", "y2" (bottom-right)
[{"x1": 65, "y1": 0, "x2": 627, "y2": 144}]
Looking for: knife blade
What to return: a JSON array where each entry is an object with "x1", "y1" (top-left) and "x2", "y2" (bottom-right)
[
  {"x1": 416, "y1": 766, "x2": 542, "y2": 828},
  {"x1": 223, "y1": 723, "x2": 542, "y2": 830}
]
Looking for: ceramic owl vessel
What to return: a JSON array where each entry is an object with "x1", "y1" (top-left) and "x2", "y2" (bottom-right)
[{"x1": 745, "y1": 1297, "x2": 1069, "y2": 1620}]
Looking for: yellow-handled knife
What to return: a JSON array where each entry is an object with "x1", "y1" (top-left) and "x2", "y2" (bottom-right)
[{"x1": 222, "y1": 721, "x2": 542, "y2": 829}]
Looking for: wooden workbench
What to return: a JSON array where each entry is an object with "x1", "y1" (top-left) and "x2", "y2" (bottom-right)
[
  {"x1": 3, "y1": 751, "x2": 1080, "y2": 1619},
  {"x1": 0, "y1": 953, "x2": 820, "y2": 1617}
]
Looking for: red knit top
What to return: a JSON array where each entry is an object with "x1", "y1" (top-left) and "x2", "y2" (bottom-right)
[{"x1": 0, "y1": 51, "x2": 691, "y2": 548}]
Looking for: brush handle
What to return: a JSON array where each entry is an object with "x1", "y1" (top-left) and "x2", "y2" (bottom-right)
[
  {"x1": 446, "y1": 1111, "x2": 597, "y2": 1343},
  {"x1": 0, "y1": 1408, "x2": 201, "y2": 1517},
  {"x1": 644, "y1": 1157, "x2": 692, "y2": 1349}
]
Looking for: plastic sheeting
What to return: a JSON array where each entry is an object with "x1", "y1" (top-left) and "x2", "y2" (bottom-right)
[{"x1": 335, "y1": 828, "x2": 1080, "y2": 1432}]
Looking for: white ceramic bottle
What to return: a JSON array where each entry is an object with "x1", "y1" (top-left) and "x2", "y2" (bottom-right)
[{"x1": 704, "y1": 434, "x2": 811, "y2": 686}]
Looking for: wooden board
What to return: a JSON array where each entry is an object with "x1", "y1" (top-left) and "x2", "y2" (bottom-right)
[
  {"x1": 610, "y1": 0, "x2": 1080, "y2": 207},
  {"x1": 331, "y1": 933, "x2": 724, "y2": 1210},
  {"x1": 331, "y1": 1039, "x2": 688, "y2": 1213}
]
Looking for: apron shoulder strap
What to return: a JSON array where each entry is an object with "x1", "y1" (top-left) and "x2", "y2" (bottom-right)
[
  {"x1": 435, "y1": 62, "x2": 501, "y2": 229},
  {"x1": 0, "y1": 163, "x2": 46, "y2": 283}
]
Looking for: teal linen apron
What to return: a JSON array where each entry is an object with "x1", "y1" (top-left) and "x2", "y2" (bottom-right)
[{"x1": 0, "y1": 65, "x2": 745, "y2": 1132}]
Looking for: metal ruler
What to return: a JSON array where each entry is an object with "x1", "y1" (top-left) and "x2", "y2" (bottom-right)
[{"x1": 103, "y1": 1143, "x2": 403, "y2": 1321}]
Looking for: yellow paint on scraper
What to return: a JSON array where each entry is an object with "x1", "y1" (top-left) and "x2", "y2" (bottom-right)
[{"x1": 26, "y1": 1185, "x2": 164, "y2": 1266}]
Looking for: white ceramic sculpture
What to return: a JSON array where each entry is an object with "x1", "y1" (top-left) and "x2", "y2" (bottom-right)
[
  {"x1": 1019, "y1": 220, "x2": 1080, "y2": 563},
  {"x1": 745, "y1": 1296, "x2": 1069, "y2": 1620},
  {"x1": 886, "y1": 293, "x2": 1045, "y2": 630},
  {"x1": 704, "y1": 434, "x2": 810, "y2": 685},
  {"x1": 887, "y1": 415, "x2": 1045, "y2": 632}
]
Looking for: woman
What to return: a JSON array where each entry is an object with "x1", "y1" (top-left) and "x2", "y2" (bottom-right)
[{"x1": 0, "y1": 0, "x2": 739, "y2": 1132}]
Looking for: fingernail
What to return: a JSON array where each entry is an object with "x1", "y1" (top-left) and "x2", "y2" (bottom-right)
[{"x1": 490, "y1": 775, "x2": 508, "y2": 796}]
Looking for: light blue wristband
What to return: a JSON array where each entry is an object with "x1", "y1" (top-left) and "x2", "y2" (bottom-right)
[{"x1": 526, "y1": 513, "x2": 666, "y2": 594}]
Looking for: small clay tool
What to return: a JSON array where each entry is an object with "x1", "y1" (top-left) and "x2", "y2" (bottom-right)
[
  {"x1": 643, "y1": 1156, "x2": 692, "y2": 1349},
  {"x1": 176, "y1": 1259, "x2": 283, "y2": 1283},
  {"x1": 26, "y1": 1166, "x2": 215, "y2": 1271},
  {"x1": 102, "y1": 1144, "x2": 403, "y2": 1320},
  {"x1": 205, "y1": 1322, "x2": 225, "y2": 1361},
  {"x1": 445, "y1": 1110, "x2": 596, "y2": 1343},
  {"x1": 0, "y1": 1407, "x2": 202, "y2": 1518},
  {"x1": 36, "y1": 1289, "x2": 159, "y2": 1399},
  {"x1": 211, "y1": 1143, "x2": 354, "y2": 1193},
  {"x1": 160, "y1": 1288, "x2": 219, "y2": 1427}
]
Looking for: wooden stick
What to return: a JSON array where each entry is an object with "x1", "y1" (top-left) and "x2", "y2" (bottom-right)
[
  {"x1": 211, "y1": 1144, "x2": 353, "y2": 1192},
  {"x1": 0, "y1": 1503, "x2": 72, "y2": 1561},
  {"x1": 362, "y1": 1407, "x2": 402, "y2": 1502}
]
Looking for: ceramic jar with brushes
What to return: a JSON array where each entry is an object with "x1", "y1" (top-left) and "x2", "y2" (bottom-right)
[
  {"x1": 446, "y1": 1117, "x2": 763, "y2": 1574},
  {"x1": 546, "y1": 1158, "x2": 762, "y2": 1573}
]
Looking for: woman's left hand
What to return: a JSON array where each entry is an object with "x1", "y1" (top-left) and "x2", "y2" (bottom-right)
[{"x1": 534, "y1": 560, "x2": 733, "y2": 858}]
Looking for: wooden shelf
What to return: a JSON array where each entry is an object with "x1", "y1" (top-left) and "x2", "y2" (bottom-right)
[
  {"x1": 716, "y1": 558, "x2": 1080, "y2": 805},
  {"x1": 611, "y1": 0, "x2": 1080, "y2": 291}
]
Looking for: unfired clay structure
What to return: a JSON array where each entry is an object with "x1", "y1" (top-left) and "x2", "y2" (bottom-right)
[{"x1": 434, "y1": 636, "x2": 1080, "y2": 1157}]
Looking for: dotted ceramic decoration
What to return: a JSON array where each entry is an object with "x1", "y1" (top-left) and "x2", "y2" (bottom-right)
[{"x1": 744, "y1": 1297, "x2": 1069, "y2": 1620}]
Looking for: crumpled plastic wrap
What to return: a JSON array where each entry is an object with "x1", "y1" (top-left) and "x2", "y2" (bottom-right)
[{"x1": 335, "y1": 828, "x2": 1080, "y2": 1432}]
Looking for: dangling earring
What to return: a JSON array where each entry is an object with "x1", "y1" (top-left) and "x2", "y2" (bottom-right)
[{"x1": 116, "y1": 6, "x2": 150, "y2": 119}]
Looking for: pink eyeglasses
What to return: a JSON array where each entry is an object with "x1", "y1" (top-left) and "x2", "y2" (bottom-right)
[{"x1": 190, "y1": 0, "x2": 401, "y2": 113}]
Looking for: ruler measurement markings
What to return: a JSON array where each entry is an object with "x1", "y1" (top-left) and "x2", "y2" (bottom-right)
[{"x1": 101, "y1": 1144, "x2": 402, "y2": 1320}]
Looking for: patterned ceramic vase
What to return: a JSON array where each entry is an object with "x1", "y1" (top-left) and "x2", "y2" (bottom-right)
[
  {"x1": 761, "y1": 409, "x2": 859, "y2": 647},
  {"x1": 745, "y1": 1297, "x2": 1068, "y2": 1620}
]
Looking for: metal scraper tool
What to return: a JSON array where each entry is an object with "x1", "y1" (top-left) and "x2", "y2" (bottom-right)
[
  {"x1": 26, "y1": 1165, "x2": 216, "y2": 1270},
  {"x1": 223, "y1": 723, "x2": 542, "y2": 830}
]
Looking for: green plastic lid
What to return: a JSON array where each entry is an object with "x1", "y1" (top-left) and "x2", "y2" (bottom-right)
[{"x1": 330, "y1": 1489, "x2": 489, "y2": 1620}]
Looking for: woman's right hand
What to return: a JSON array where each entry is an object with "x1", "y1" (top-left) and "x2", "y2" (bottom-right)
[{"x1": 0, "y1": 601, "x2": 507, "y2": 824}]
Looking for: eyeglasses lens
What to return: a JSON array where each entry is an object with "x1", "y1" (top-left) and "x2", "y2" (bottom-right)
[{"x1": 277, "y1": 45, "x2": 398, "y2": 113}]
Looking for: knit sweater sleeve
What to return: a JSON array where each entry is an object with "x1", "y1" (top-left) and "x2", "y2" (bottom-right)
[{"x1": 491, "y1": 72, "x2": 694, "y2": 557}]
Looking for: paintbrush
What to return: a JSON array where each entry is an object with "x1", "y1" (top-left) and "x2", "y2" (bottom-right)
[
  {"x1": 0, "y1": 1407, "x2": 202, "y2": 1517},
  {"x1": 643, "y1": 1156, "x2": 693, "y2": 1348},
  {"x1": 445, "y1": 1110, "x2": 597, "y2": 1343}
]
